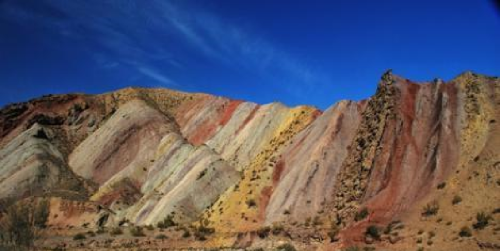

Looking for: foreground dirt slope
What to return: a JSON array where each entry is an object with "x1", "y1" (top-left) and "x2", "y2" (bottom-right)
[{"x1": 0, "y1": 71, "x2": 499, "y2": 250}]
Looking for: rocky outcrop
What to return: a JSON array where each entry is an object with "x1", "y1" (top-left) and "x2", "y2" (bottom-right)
[
  {"x1": 0, "y1": 71, "x2": 499, "y2": 251},
  {"x1": 0, "y1": 124, "x2": 89, "y2": 204}
]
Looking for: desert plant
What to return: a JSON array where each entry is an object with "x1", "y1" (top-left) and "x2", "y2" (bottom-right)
[
  {"x1": 452, "y1": 195, "x2": 462, "y2": 205},
  {"x1": 328, "y1": 226, "x2": 339, "y2": 242},
  {"x1": 354, "y1": 207, "x2": 369, "y2": 221},
  {"x1": 459, "y1": 226, "x2": 472, "y2": 237},
  {"x1": 271, "y1": 224, "x2": 284, "y2": 235},
  {"x1": 428, "y1": 231, "x2": 435, "y2": 238},
  {"x1": 193, "y1": 225, "x2": 215, "y2": 241},
  {"x1": 73, "y1": 233, "x2": 86, "y2": 240},
  {"x1": 182, "y1": 229, "x2": 191, "y2": 238},
  {"x1": 437, "y1": 182, "x2": 446, "y2": 189},
  {"x1": 312, "y1": 216, "x2": 323, "y2": 226},
  {"x1": 197, "y1": 168, "x2": 207, "y2": 180},
  {"x1": 422, "y1": 201, "x2": 439, "y2": 216},
  {"x1": 110, "y1": 227, "x2": 123, "y2": 236},
  {"x1": 96, "y1": 227, "x2": 106, "y2": 234},
  {"x1": 473, "y1": 212, "x2": 492, "y2": 230},
  {"x1": 276, "y1": 243, "x2": 297, "y2": 251},
  {"x1": 246, "y1": 198, "x2": 257, "y2": 208},
  {"x1": 129, "y1": 226, "x2": 145, "y2": 237},
  {"x1": 257, "y1": 226, "x2": 271, "y2": 238},
  {"x1": 155, "y1": 234, "x2": 167, "y2": 239},
  {"x1": 365, "y1": 225, "x2": 380, "y2": 240},
  {"x1": 342, "y1": 247, "x2": 360, "y2": 251},
  {"x1": 157, "y1": 214, "x2": 176, "y2": 229},
  {"x1": 0, "y1": 198, "x2": 49, "y2": 248}
]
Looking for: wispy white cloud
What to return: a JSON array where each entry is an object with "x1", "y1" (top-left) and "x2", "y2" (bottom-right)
[
  {"x1": 154, "y1": 1, "x2": 327, "y2": 96},
  {"x1": 0, "y1": 0, "x2": 328, "y2": 97},
  {"x1": 137, "y1": 67, "x2": 177, "y2": 87}
]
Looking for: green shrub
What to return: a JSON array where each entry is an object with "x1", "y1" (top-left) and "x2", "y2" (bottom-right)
[
  {"x1": 73, "y1": 233, "x2": 86, "y2": 240},
  {"x1": 129, "y1": 226, "x2": 145, "y2": 237},
  {"x1": 157, "y1": 214, "x2": 177, "y2": 229},
  {"x1": 422, "y1": 201, "x2": 439, "y2": 216},
  {"x1": 0, "y1": 199, "x2": 49, "y2": 247},
  {"x1": 342, "y1": 247, "x2": 360, "y2": 251},
  {"x1": 354, "y1": 207, "x2": 369, "y2": 221},
  {"x1": 459, "y1": 226, "x2": 472, "y2": 237},
  {"x1": 276, "y1": 243, "x2": 297, "y2": 251},
  {"x1": 193, "y1": 225, "x2": 215, "y2": 241},
  {"x1": 182, "y1": 229, "x2": 191, "y2": 238},
  {"x1": 197, "y1": 168, "x2": 207, "y2": 180},
  {"x1": 96, "y1": 227, "x2": 106, "y2": 234},
  {"x1": 428, "y1": 231, "x2": 435, "y2": 238},
  {"x1": 155, "y1": 234, "x2": 167, "y2": 239},
  {"x1": 365, "y1": 225, "x2": 380, "y2": 240},
  {"x1": 473, "y1": 212, "x2": 492, "y2": 230},
  {"x1": 110, "y1": 227, "x2": 123, "y2": 236},
  {"x1": 271, "y1": 224, "x2": 284, "y2": 235},
  {"x1": 257, "y1": 226, "x2": 271, "y2": 238},
  {"x1": 452, "y1": 195, "x2": 462, "y2": 205},
  {"x1": 312, "y1": 216, "x2": 323, "y2": 226},
  {"x1": 145, "y1": 225, "x2": 154, "y2": 231},
  {"x1": 246, "y1": 199, "x2": 257, "y2": 208},
  {"x1": 437, "y1": 182, "x2": 446, "y2": 189},
  {"x1": 328, "y1": 226, "x2": 339, "y2": 242}
]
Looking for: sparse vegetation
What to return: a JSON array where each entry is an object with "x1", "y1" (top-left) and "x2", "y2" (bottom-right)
[
  {"x1": 452, "y1": 195, "x2": 462, "y2": 205},
  {"x1": 437, "y1": 182, "x2": 446, "y2": 189},
  {"x1": 428, "y1": 231, "x2": 435, "y2": 238},
  {"x1": 271, "y1": 224, "x2": 284, "y2": 235},
  {"x1": 365, "y1": 225, "x2": 381, "y2": 240},
  {"x1": 96, "y1": 227, "x2": 106, "y2": 234},
  {"x1": 0, "y1": 198, "x2": 49, "y2": 248},
  {"x1": 355, "y1": 207, "x2": 369, "y2": 221},
  {"x1": 422, "y1": 201, "x2": 439, "y2": 216},
  {"x1": 182, "y1": 228, "x2": 191, "y2": 238},
  {"x1": 197, "y1": 168, "x2": 207, "y2": 180},
  {"x1": 328, "y1": 226, "x2": 339, "y2": 242},
  {"x1": 246, "y1": 198, "x2": 257, "y2": 208},
  {"x1": 193, "y1": 225, "x2": 215, "y2": 241},
  {"x1": 110, "y1": 227, "x2": 123, "y2": 236},
  {"x1": 155, "y1": 234, "x2": 167, "y2": 239},
  {"x1": 312, "y1": 216, "x2": 323, "y2": 226},
  {"x1": 473, "y1": 212, "x2": 492, "y2": 230},
  {"x1": 459, "y1": 226, "x2": 472, "y2": 237},
  {"x1": 257, "y1": 226, "x2": 271, "y2": 238},
  {"x1": 342, "y1": 247, "x2": 360, "y2": 251},
  {"x1": 157, "y1": 214, "x2": 177, "y2": 229},
  {"x1": 276, "y1": 243, "x2": 297, "y2": 251},
  {"x1": 129, "y1": 226, "x2": 146, "y2": 237},
  {"x1": 73, "y1": 233, "x2": 86, "y2": 240}
]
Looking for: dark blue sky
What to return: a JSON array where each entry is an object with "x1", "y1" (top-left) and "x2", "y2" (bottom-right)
[{"x1": 1, "y1": 0, "x2": 499, "y2": 110}]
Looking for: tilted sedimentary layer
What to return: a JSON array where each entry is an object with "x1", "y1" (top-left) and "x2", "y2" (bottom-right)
[{"x1": 0, "y1": 71, "x2": 499, "y2": 250}]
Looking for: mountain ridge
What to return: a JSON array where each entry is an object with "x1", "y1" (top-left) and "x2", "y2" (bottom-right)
[{"x1": 0, "y1": 70, "x2": 499, "y2": 250}]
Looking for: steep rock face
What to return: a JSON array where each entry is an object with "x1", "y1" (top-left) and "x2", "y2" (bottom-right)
[
  {"x1": 0, "y1": 124, "x2": 88, "y2": 204},
  {"x1": 69, "y1": 100, "x2": 176, "y2": 185},
  {"x1": 203, "y1": 104, "x2": 320, "y2": 231},
  {"x1": 265, "y1": 100, "x2": 364, "y2": 223},
  {"x1": 332, "y1": 73, "x2": 460, "y2": 224},
  {"x1": 0, "y1": 71, "x2": 499, "y2": 250},
  {"x1": 122, "y1": 133, "x2": 240, "y2": 225}
]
